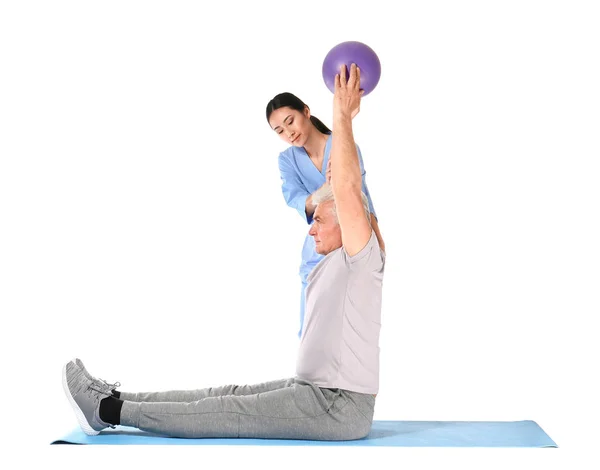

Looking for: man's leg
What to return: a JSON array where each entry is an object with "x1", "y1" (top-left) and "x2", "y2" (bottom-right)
[
  {"x1": 119, "y1": 378, "x2": 374, "y2": 440},
  {"x1": 119, "y1": 378, "x2": 291, "y2": 403},
  {"x1": 65, "y1": 361, "x2": 374, "y2": 440},
  {"x1": 75, "y1": 359, "x2": 290, "y2": 403}
]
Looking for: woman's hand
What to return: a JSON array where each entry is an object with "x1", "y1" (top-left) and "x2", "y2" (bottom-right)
[
  {"x1": 326, "y1": 159, "x2": 332, "y2": 184},
  {"x1": 333, "y1": 63, "x2": 364, "y2": 121}
]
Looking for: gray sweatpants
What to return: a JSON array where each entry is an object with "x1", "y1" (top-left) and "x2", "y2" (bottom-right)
[{"x1": 119, "y1": 377, "x2": 375, "y2": 440}]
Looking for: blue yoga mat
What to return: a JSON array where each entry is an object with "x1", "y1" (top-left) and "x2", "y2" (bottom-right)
[{"x1": 51, "y1": 420, "x2": 556, "y2": 447}]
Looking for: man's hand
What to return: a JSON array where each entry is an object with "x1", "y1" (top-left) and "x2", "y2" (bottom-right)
[
  {"x1": 326, "y1": 159, "x2": 332, "y2": 184},
  {"x1": 333, "y1": 63, "x2": 364, "y2": 121}
]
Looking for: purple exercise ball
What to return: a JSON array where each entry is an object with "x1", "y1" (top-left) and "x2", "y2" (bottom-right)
[{"x1": 322, "y1": 41, "x2": 381, "y2": 96}]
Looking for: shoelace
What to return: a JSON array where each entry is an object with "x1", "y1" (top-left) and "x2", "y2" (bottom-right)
[
  {"x1": 84, "y1": 382, "x2": 114, "y2": 397},
  {"x1": 95, "y1": 377, "x2": 121, "y2": 393}
]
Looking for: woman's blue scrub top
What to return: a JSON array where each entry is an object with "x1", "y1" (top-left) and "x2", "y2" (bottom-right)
[{"x1": 278, "y1": 134, "x2": 377, "y2": 281}]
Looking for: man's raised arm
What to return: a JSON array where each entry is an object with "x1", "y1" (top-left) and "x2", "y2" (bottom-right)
[{"x1": 330, "y1": 63, "x2": 373, "y2": 257}]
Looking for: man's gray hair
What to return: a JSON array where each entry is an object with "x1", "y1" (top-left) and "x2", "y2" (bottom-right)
[{"x1": 312, "y1": 183, "x2": 371, "y2": 225}]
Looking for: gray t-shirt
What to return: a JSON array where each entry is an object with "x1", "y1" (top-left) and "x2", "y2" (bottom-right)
[{"x1": 295, "y1": 230, "x2": 385, "y2": 394}]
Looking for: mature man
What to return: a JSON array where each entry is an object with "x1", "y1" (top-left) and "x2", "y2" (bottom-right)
[{"x1": 64, "y1": 63, "x2": 385, "y2": 440}]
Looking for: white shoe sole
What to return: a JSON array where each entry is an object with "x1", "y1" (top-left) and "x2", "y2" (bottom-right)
[{"x1": 62, "y1": 361, "x2": 101, "y2": 436}]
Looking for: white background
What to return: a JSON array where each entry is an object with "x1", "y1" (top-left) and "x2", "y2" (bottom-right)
[{"x1": 1, "y1": 1, "x2": 598, "y2": 469}]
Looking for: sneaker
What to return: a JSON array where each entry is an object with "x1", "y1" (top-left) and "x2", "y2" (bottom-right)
[
  {"x1": 74, "y1": 358, "x2": 121, "y2": 395},
  {"x1": 62, "y1": 360, "x2": 113, "y2": 435}
]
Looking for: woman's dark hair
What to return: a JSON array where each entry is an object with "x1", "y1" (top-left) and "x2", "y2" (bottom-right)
[{"x1": 266, "y1": 92, "x2": 331, "y2": 135}]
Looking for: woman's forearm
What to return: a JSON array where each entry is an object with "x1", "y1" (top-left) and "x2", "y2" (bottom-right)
[
  {"x1": 305, "y1": 182, "x2": 329, "y2": 218},
  {"x1": 305, "y1": 193, "x2": 317, "y2": 218}
]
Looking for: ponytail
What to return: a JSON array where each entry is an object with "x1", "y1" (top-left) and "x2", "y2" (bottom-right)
[{"x1": 309, "y1": 116, "x2": 332, "y2": 135}]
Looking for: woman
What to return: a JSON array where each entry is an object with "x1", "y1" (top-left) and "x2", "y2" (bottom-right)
[{"x1": 266, "y1": 92, "x2": 384, "y2": 337}]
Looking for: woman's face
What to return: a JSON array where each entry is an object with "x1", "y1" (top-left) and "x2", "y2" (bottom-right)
[{"x1": 268, "y1": 106, "x2": 312, "y2": 147}]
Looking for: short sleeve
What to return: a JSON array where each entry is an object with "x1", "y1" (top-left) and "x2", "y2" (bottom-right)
[{"x1": 341, "y1": 231, "x2": 385, "y2": 270}]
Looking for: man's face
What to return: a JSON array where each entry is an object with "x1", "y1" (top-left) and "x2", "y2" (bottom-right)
[{"x1": 308, "y1": 201, "x2": 342, "y2": 255}]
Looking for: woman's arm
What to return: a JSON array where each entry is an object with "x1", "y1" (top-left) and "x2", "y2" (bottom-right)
[
  {"x1": 279, "y1": 154, "x2": 317, "y2": 224},
  {"x1": 305, "y1": 182, "x2": 329, "y2": 219}
]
